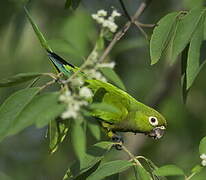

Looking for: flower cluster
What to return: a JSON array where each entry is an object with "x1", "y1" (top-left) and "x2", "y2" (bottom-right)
[
  {"x1": 59, "y1": 86, "x2": 93, "y2": 119},
  {"x1": 200, "y1": 154, "x2": 206, "y2": 166},
  {"x1": 92, "y1": 9, "x2": 121, "y2": 33}
]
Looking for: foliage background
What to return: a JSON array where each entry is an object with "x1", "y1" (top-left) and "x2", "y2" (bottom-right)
[{"x1": 0, "y1": 0, "x2": 206, "y2": 179}]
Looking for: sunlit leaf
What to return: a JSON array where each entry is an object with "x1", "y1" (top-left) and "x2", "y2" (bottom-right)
[
  {"x1": 0, "y1": 73, "x2": 46, "y2": 87},
  {"x1": 199, "y1": 136, "x2": 206, "y2": 155},
  {"x1": 150, "y1": 12, "x2": 179, "y2": 64},
  {"x1": 0, "y1": 88, "x2": 40, "y2": 142},
  {"x1": 154, "y1": 165, "x2": 185, "y2": 177},
  {"x1": 100, "y1": 67, "x2": 126, "y2": 91},
  {"x1": 87, "y1": 160, "x2": 133, "y2": 180}
]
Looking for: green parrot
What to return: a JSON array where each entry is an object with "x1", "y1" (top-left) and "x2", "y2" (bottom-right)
[{"x1": 47, "y1": 51, "x2": 167, "y2": 142}]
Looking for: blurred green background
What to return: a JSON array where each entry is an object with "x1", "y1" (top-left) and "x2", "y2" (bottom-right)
[{"x1": 0, "y1": 0, "x2": 206, "y2": 179}]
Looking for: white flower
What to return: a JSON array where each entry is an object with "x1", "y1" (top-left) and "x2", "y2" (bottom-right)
[
  {"x1": 61, "y1": 108, "x2": 78, "y2": 119},
  {"x1": 200, "y1": 154, "x2": 206, "y2": 160},
  {"x1": 79, "y1": 87, "x2": 93, "y2": 98},
  {"x1": 202, "y1": 159, "x2": 206, "y2": 166},
  {"x1": 71, "y1": 77, "x2": 84, "y2": 87},
  {"x1": 97, "y1": 9, "x2": 107, "y2": 17},
  {"x1": 92, "y1": 9, "x2": 120, "y2": 33},
  {"x1": 59, "y1": 90, "x2": 71, "y2": 102},
  {"x1": 111, "y1": 10, "x2": 121, "y2": 18},
  {"x1": 97, "y1": 62, "x2": 115, "y2": 68}
]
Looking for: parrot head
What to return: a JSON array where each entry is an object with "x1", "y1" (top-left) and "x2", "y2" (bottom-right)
[{"x1": 133, "y1": 107, "x2": 167, "y2": 139}]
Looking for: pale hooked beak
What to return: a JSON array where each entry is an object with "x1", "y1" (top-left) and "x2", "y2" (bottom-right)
[{"x1": 148, "y1": 126, "x2": 165, "y2": 139}]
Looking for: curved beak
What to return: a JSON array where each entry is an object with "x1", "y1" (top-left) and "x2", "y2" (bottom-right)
[{"x1": 148, "y1": 126, "x2": 165, "y2": 139}]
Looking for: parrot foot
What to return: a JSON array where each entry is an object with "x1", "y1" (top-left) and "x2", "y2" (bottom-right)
[{"x1": 111, "y1": 134, "x2": 124, "y2": 151}]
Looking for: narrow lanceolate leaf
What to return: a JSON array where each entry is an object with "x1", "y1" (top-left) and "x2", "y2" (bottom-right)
[
  {"x1": 0, "y1": 73, "x2": 45, "y2": 87},
  {"x1": 49, "y1": 118, "x2": 70, "y2": 154},
  {"x1": 0, "y1": 87, "x2": 40, "y2": 142},
  {"x1": 63, "y1": 141, "x2": 113, "y2": 179},
  {"x1": 100, "y1": 67, "x2": 126, "y2": 91},
  {"x1": 87, "y1": 160, "x2": 133, "y2": 180},
  {"x1": 134, "y1": 166, "x2": 151, "y2": 180},
  {"x1": 199, "y1": 136, "x2": 206, "y2": 154},
  {"x1": 24, "y1": 7, "x2": 52, "y2": 51},
  {"x1": 170, "y1": 8, "x2": 205, "y2": 62},
  {"x1": 71, "y1": 121, "x2": 86, "y2": 160},
  {"x1": 154, "y1": 165, "x2": 185, "y2": 177},
  {"x1": 150, "y1": 12, "x2": 179, "y2": 65},
  {"x1": 186, "y1": 16, "x2": 205, "y2": 90}
]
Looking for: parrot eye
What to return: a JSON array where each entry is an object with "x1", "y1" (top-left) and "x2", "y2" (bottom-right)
[{"x1": 149, "y1": 116, "x2": 158, "y2": 126}]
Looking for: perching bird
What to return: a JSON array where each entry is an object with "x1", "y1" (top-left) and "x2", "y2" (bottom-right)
[{"x1": 47, "y1": 51, "x2": 167, "y2": 142}]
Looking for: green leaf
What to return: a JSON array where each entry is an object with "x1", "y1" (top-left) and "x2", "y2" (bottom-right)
[
  {"x1": 0, "y1": 87, "x2": 40, "y2": 142},
  {"x1": 90, "y1": 103, "x2": 120, "y2": 114},
  {"x1": 134, "y1": 166, "x2": 151, "y2": 180},
  {"x1": 0, "y1": 73, "x2": 46, "y2": 87},
  {"x1": 199, "y1": 136, "x2": 206, "y2": 154},
  {"x1": 191, "y1": 165, "x2": 203, "y2": 174},
  {"x1": 71, "y1": 0, "x2": 81, "y2": 10},
  {"x1": 63, "y1": 161, "x2": 100, "y2": 180},
  {"x1": 150, "y1": 12, "x2": 179, "y2": 64},
  {"x1": 65, "y1": 0, "x2": 72, "y2": 9},
  {"x1": 87, "y1": 160, "x2": 133, "y2": 180},
  {"x1": 88, "y1": 121, "x2": 101, "y2": 140},
  {"x1": 100, "y1": 67, "x2": 126, "y2": 91},
  {"x1": 24, "y1": 7, "x2": 52, "y2": 51},
  {"x1": 64, "y1": 141, "x2": 113, "y2": 179},
  {"x1": 170, "y1": 8, "x2": 205, "y2": 62},
  {"x1": 71, "y1": 121, "x2": 86, "y2": 160},
  {"x1": 154, "y1": 165, "x2": 185, "y2": 177},
  {"x1": 8, "y1": 92, "x2": 65, "y2": 137},
  {"x1": 49, "y1": 118, "x2": 70, "y2": 154},
  {"x1": 186, "y1": 15, "x2": 205, "y2": 89}
]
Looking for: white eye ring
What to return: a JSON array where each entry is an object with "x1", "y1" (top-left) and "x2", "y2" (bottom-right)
[{"x1": 149, "y1": 116, "x2": 158, "y2": 126}]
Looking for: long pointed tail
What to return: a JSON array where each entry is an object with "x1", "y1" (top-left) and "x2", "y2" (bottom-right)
[{"x1": 47, "y1": 50, "x2": 76, "y2": 77}]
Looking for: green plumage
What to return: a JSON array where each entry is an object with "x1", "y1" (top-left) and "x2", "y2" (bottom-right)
[{"x1": 48, "y1": 51, "x2": 167, "y2": 139}]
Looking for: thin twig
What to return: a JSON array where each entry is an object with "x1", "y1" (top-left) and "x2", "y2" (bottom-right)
[
  {"x1": 40, "y1": 79, "x2": 56, "y2": 91},
  {"x1": 118, "y1": 0, "x2": 132, "y2": 21},
  {"x1": 98, "y1": 1, "x2": 150, "y2": 63},
  {"x1": 121, "y1": 145, "x2": 142, "y2": 166},
  {"x1": 135, "y1": 21, "x2": 156, "y2": 28},
  {"x1": 133, "y1": 21, "x2": 148, "y2": 40}
]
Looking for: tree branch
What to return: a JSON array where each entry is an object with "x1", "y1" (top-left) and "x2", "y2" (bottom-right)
[{"x1": 98, "y1": 0, "x2": 151, "y2": 63}]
